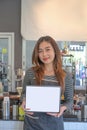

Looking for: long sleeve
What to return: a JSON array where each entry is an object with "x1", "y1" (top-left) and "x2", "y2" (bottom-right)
[
  {"x1": 21, "y1": 68, "x2": 34, "y2": 101},
  {"x1": 63, "y1": 72, "x2": 74, "y2": 111}
]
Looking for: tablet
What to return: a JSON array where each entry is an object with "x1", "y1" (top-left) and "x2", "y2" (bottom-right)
[{"x1": 26, "y1": 86, "x2": 61, "y2": 112}]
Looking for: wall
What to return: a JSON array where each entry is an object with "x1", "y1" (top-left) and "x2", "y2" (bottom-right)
[
  {"x1": 0, "y1": 120, "x2": 87, "y2": 130},
  {"x1": 0, "y1": 0, "x2": 22, "y2": 70},
  {"x1": 21, "y1": 0, "x2": 87, "y2": 41}
]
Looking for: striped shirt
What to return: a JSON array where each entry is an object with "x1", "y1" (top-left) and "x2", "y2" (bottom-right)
[{"x1": 21, "y1": 67, "x2": 73, "y2": 111}]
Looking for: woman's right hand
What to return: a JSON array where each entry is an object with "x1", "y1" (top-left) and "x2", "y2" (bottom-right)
[{"x1": 21, "y1": 100, "x2": 34, "y2": 115}]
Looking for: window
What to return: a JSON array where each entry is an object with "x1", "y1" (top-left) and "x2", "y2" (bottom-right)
[{"x1": 0, "y1": 32, "x2": 15, "y2": 91}]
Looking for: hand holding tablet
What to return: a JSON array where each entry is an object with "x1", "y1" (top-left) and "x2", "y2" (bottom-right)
[{"x1": 26, "y1": 86, "x2": 61, "y2": 112}]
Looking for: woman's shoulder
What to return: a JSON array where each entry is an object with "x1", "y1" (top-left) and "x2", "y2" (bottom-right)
[
  {"x1": 63, "y1": 69, "x2": 72, "y2": 78},
  {"x1": 25, "y1": 67, "x2": 35, "y2": 76}
]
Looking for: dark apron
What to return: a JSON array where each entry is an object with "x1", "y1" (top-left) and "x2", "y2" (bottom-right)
[{"x1": 23, "y1": 112, "x2": 64, "y2": 130}]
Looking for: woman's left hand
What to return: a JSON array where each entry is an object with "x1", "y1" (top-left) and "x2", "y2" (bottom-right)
[{"x1": 47, "y1": 105, "x2": 67, "y2": 117}]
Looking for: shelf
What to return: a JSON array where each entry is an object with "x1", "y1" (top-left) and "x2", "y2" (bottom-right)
[
  {"x1": 62, "y1": 54, "x2": 74, "y2": 57},
  {"x1": 0, "y1": 95, "x2": 20, "y2": 100}
]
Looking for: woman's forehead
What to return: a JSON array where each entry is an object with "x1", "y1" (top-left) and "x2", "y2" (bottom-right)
[{"x1": 39, "y1": 41, "x2": 52, "y2": 48}]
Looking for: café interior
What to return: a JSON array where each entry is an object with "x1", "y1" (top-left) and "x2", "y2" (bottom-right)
[{"x1": 0, "y1": 0, "x2": 87, "y2": 130}]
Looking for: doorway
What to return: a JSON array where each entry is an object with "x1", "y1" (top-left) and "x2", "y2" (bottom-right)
[{"x1": 0, "y1": 32, "x2": 15, "y2": 91}]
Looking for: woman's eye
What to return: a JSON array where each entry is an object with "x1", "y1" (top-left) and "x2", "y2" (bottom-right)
[
  {"x1": 46, "y1": 48, "x2": 50, "y2": 51},
  {"x1": 38, "y1": 50, "x2": 43, "y2": 53}
]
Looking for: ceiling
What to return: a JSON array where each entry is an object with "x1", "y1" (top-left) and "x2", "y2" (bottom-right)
[{"x1": 21, "y1": 0, "x2": 87, "y2": 41}]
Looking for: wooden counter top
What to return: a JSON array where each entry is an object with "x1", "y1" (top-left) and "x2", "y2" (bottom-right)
[{"x1": 0, "y1": 95, "x2": 20, "y2": 100}]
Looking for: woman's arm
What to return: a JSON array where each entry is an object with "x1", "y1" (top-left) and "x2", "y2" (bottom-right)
[
  {"x1": 47, "y1": 72, "x2": 73, "y2": 117},
  {"x1": 20, "y1": 68, "x2": 34, "y2": 115},
  {"x1": 21, "y1": 68, "x2": 33, "y2": 101},
  {"x1": 63, "y1": 72, "x2": 74, "y2": 112}
]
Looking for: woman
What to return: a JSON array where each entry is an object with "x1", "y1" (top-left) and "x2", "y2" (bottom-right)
[{"x1": 21, "y1": 36, "x2": 73, "y2": 130}]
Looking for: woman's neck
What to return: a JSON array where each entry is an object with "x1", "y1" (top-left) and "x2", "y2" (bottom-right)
[{"x1": 44, "y1": 64, "x2": 55, "y2": 76}]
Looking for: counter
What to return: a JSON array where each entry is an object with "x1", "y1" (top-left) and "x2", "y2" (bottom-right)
[
  {"x1": 0, "y1": 120, "x2": 23, "y2": 130},
  {"x1": 0, "y1": 115, "x2": 87, "y2": 130},
  {"x1": 0, "y1": 95, "x2": 87, "y2": 130},
  {"x1": 64, "y1": 114, "x2": 87, "y2": 130},
  {"x1": 1, "y1": 120, "x2": 87, "y2": 130}
]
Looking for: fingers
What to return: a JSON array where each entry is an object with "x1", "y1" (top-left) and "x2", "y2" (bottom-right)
[
  {"x1": 47, "y1": 112, "x2": 59, "y2": 117},
  {"x1": 47, "y1": 111, "x2": 63, "y2": 118},
  {"x1": 57, "y1": 112, "x2": 62, "y2": 117},
  {"x1": 25, "y1": 111, "x2": 34, "y2": 115},
  {"x1": 21, "y1": 101, "x2": 34, "y2": 115},
  {"x1": 25, "y1": 108, "x2": 34, "y2": 115},
  {"x1": 24, "y1": 108, "x2": 30, "y2": 111},
  {"x1": 47, "y1": 112, "x2": 57, "y2": 116}
]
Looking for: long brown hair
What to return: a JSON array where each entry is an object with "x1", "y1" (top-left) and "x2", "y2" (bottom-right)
[{"x1": 32, "y1": 36, "x2": 66, "y2": 92}]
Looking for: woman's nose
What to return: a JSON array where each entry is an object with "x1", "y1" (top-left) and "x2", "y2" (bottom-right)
[{"x1": 43, "y1": 50, "x2": 47, "y2": 56}]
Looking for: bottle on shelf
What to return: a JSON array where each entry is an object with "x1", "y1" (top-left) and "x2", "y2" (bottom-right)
[
  {"x1": 2, "y1": 96, "x2": 10, "y2": 119},
  {"x1": 12, "y1": 100, "x2": 19, "y2": 119}
]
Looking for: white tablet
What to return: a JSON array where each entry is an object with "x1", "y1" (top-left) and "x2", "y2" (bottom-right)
[{"x1": 26, "y1": 86, "x2": 61, "y2": 112}]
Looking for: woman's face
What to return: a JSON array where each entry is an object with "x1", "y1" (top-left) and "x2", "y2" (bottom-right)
[{"x1": 38, "y1": 41, "x2": 55, "y2": 65}]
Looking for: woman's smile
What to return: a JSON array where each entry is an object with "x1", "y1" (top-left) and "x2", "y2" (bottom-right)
[{"x1": 43, "y1": 57, "x2": 49, "y2": 61}]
